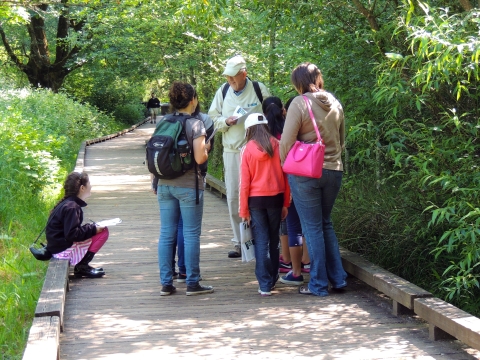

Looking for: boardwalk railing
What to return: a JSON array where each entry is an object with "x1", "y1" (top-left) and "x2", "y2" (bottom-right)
[{"x1": 24, "y1": 120, "x2": 480, "y2": 359}]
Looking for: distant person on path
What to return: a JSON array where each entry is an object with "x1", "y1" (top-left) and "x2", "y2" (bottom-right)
[
  {"x1": 46, "y1": 172, "x2": 109, "y2": 278},
  {"x1": 147, "y1": 93, "x2": 161, "y2": 124},
  {"x1": 156, "y1": 81, "x2": 213, "y2": 296},
  {"x1": 280, "y1": 62, "x2": 347, "y2": 296},
  {"x1": 239, "y1": 113, "x2": 290, "y2": 296},
  {"x1": 208, "y1": 55, "x2": 271, "y2": 259}
]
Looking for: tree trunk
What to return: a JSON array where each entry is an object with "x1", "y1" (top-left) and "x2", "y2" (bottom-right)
[
  {"x1": 458, "y1": 0, "x2": 473, "y2": 11},
  {"x1": 0, "y1": 2, "x2": 84, "y2": 92}
]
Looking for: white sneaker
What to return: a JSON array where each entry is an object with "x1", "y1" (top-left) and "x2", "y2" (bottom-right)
[{"x1": 258, "y1": 288, "x2": 272, "y2": 296}]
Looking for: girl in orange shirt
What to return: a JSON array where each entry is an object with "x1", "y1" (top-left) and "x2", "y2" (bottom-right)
[{"x1": 239, "y1": 113, "x2": 290, "y2": 296}]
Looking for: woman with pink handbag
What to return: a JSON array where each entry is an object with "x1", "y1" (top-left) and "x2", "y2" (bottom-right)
[{"x1": 279, "y1": 62, "x2": 347, "y2": 296}]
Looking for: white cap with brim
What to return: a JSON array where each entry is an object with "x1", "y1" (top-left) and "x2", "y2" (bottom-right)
[
  {"x1": 222, "y1": 55, "x2": 246, "y2": 76},
  {"x1": 244, "y1": 113, "x2": 268, "y2": 131}
]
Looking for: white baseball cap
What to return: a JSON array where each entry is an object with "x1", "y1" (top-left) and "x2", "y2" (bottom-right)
[
  {"x1": 244, "y1": 113, "x2": 268, "y2": 131},
  {"x1": 222, "y1": 55, "x2": 246, "y2": 76}
]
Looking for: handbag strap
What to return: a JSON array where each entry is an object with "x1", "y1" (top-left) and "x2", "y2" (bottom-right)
[
  {"x1": 302, "y1": 95, "x2": 322, "y2": 143},
  {"x1": 32, "y1": 200, "x2": 68, "y2": 245}
]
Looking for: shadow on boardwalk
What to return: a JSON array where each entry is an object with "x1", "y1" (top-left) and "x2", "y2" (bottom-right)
[{"x1": 60, "y1": 122, "x2": 480, "y2": 359}]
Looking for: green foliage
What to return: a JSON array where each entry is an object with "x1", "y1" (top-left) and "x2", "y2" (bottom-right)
[
  {"x1": 342, "y1": 2, "x2": 480, "y2": 313},
  {"x1": 113, "y1": 103, "x2": 145, "y2": 124},
  {"x1": 0, "y1": 86, "x2": 123, "y2": 358}
]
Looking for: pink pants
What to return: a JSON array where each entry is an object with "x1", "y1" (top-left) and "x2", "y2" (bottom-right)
[
  {"x1": 88, "y1": 228, "x2": 109, "y2": 252},
  {"x1": 53, "y1": 228, "x2": 109, "y2": 265}
]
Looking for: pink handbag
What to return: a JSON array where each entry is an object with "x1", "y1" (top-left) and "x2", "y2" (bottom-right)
[{"x1": 283, "y1": 95, "x2": 325, "y2": 178}]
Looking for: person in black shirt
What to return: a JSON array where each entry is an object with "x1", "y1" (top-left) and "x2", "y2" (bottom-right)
[{"x1": 147, "y1": 93, "x2": 161, "y2": 124}]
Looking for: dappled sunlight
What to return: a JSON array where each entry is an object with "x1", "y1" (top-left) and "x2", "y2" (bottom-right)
[
  {"x1": 64, "y1": 302, "x2": 453, "y2": 359},
  {"x1": 200, "y1": 242, "x2": 222, "y2": 249},
  {"x1": 90, "y1": 174, "x2": 149, "y2": 185}
]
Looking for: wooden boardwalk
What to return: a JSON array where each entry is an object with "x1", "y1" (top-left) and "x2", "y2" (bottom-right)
[{"x1": 60, "y1": 122, "x2": 480, "y2": 359}]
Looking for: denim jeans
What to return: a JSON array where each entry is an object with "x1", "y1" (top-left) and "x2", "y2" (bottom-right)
[
  {"x1": 286, "y1": 200, "x2": 303, "y2": 247},
  {"x1": 288, "y1": 170, "x2": 347, "y2": 296},
  {"x1": 250, "y1": 207, "x2": 281, "y2": 292},
  {"x1": 175, "y1": 215, "x2": 186, "y2": 274},
  {"x1": 157, "y1": 185, "x2": 203, "y2": 286}
]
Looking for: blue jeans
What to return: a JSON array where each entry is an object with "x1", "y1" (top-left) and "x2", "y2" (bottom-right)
[
  {"x1": 286, "y1": 200, "x2": 303, "y2": 247},
  {"x1": 175, "y1": 215, "x2": 186, "y2": 274},
  {"x1": 250, "y1": 207, "x2": 281, "y2": 292},
  {"x1": 157, "y1": 185, "x2": 203, "y2": 286},
  {"x1": 288, "y1": 170, "x2": 347, "y2": 296}
]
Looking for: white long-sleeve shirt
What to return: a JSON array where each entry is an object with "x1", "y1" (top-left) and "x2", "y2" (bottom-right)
[{"x1": 208, "y1": 79, "x2": 270, "y2": 152}]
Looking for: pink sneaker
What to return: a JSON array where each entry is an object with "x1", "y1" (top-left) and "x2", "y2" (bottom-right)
[
  {"x1": 301, "y1": 262, "x2": 310, "y2": 273},
  {"x1": 279, "y1": 259, "x2": 292, "y2": 273}
]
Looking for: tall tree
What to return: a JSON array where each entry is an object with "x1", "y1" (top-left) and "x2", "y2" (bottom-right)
[{"x1": 0, "y1": 1, "x2": 90, "y2": 92}]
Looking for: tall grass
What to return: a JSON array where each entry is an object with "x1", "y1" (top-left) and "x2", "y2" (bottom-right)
[{"x1": 0, "y1": 86, "x2": 123, "y2": 359}]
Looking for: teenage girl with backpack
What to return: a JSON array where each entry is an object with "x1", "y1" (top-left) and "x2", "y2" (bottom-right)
[
  {"x1": 156, "y1": 81, "x2": 213, "y2": 296},
  {"x1": 239, "y1": 113, "x2": 290, "y2": 296}
]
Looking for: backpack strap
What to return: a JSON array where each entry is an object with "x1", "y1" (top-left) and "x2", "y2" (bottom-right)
[
  {"x1": 252, "y1": 81, "x2": 263, "y2": 104},
  {"x1": 173, "y1": 112, "x2": 200, "y2": 205},
  {"x1": 221, "y1": 83, "x2": 230, "y2": 100},
  {"x1": 221, "y1": 78, "x2": 264, "y2": 104}
]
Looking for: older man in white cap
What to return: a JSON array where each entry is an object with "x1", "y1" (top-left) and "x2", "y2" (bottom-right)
[{"x1": 208, "y1": 55, "x2": 271, "y2": 258}]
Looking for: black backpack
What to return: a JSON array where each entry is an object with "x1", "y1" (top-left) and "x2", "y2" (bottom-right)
[
  {"x1": 195, "y1": 116, "x2": 214, "y2": 177},
  {"x1": 146, "y1": 113, "x2": 195, "y2": 180},
  {"x1": 221, "y1": 78, "x2": 264, "y2": 103}
]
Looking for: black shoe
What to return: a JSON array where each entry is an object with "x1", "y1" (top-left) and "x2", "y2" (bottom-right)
[
  {"x1": 228, "y1": 245, "x2": 241, "y2": 258},
  {"x1": 160, "y1": 285, "x2": 176, "y2": 296},
  {"x1": 74, "y1": 264, "x2": 105, "y2": 278},
  {"x1": 186, "y1": 283, "x2": 214, "y2": 296},
  {"x1": 176, "y1": 273, "x2": 187, "y2": 283}
]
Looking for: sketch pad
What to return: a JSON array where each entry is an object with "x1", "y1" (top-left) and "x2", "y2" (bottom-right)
[{"x1": 96, "y1": 218, "x2": 122, "y2": 227}]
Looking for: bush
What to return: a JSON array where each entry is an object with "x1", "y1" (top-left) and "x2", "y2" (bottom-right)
[
  {"x1": 340, "y1": 4, "x2": 480, "y2": 314},
  {"x1": 113, "y1": 103, "x2": 145, "y2": 124}
]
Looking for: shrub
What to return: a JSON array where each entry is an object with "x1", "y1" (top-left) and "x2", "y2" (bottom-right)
[
  {"x1": 339, "y1": 4, "x2": 480, "y2": 314},
  {"x1": 113, "y1": 103, "x2": 145, "y2": 124}
]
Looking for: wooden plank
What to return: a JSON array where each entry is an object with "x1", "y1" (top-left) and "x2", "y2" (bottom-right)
[
  {"x1": 374, "y1": 272, "x2": 432, "y2": 310},
  {"x1": 74, "y1": 141, "x2": 86, "y2": 172},
  {"x1": 205, "y1": 173, "x2": 226, "y2": 198},
  {"x1": 340, "y1": 247, "x2": 432, "y2": 314},
  {"x1": 22, "y1": 316, "x2": 60, "y2": 360},
  {"x1": 35, "y1": 259, "x2": 69, "y2": 331},
  {"x1": 339, "y1": 247, "x2": 380, "y2": 287},
  {"x1": 415, "y1": 297, "x2": 480, "y2": 350}
]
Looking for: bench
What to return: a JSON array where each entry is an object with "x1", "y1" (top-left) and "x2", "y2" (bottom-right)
[
  {"x1": 34, "y1": 258, "x2": 70, "y2": 331},
  {"x1": 22, "y1": 316, "x2": 60, "y2": 360},
  {"x1": 340, "y1": 248, "x2": 432, "y2": 315},
  {"x1": 205, "y1": 174, "x2": 227, "y2": 198},
  {"x1": 414, "y1": 297, "x2": 480, "y2": 349}
]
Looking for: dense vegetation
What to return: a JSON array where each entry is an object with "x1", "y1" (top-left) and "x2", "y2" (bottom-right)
[{"x1": 0, "y1": 0, "x2": 479, "y2": 358}]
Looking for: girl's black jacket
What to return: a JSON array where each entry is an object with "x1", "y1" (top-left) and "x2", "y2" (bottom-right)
[{"x1": 46, "y1": 196, "x2": 97, "y2": 254}]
